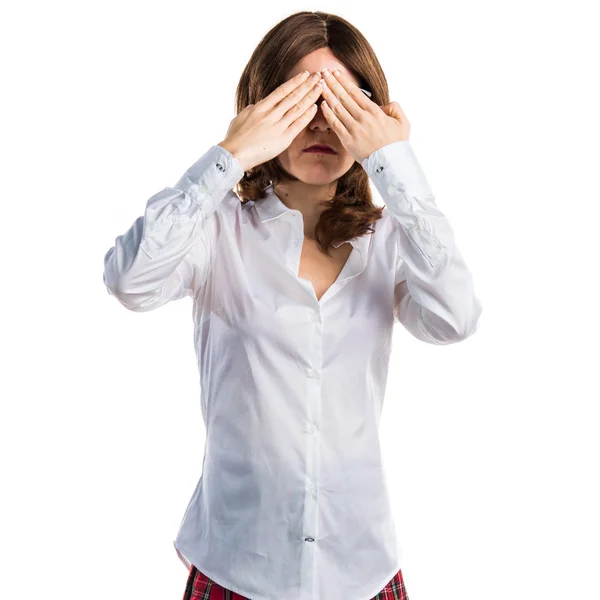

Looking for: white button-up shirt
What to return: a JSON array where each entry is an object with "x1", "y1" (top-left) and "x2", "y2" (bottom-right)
[{"x1": 103, "y1": 141, "x2": 482, "y2": 600}]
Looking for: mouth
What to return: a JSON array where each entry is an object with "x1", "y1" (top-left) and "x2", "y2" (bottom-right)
[{"x1": 303, "y1": 144, "x2": 337, "y2": 154}]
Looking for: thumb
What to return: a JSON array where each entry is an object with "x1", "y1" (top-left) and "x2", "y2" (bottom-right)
[{"x1": 380, "y1": 102, "x2": 402, "y2": 119}]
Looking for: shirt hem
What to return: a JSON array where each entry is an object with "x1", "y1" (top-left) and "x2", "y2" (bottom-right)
[
  {"x1": 173, "y1": 538, "x2": 403, "y2": 600},
  {"x1": 360, "y1": 562, "x2": 404, "y2": 600},
  {"x1": 173, "y1": 538, "x2": 272, "y2": 600}
]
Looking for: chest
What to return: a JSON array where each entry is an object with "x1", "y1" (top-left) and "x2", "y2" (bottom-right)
[{"x1": 297, "y1": 240, "x2": 354, "y2": 302}]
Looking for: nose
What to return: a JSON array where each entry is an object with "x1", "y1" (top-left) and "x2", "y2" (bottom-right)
[{"x1": 309, "y1": 95, "x2": 331, "y2": 129}]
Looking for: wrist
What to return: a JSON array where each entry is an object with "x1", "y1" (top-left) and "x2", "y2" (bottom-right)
[{"x1": 217, "y1": 140, "x2": 252, "y2": 172}]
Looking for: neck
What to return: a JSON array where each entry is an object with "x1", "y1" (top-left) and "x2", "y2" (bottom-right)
[{"x1": 274, "y1": 180, "x2": 337, "y2": 238}]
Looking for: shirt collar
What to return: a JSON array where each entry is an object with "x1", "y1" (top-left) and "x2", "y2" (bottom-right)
[{"x1": 254, "y1": 183, "x2": 373, "y2": 252}]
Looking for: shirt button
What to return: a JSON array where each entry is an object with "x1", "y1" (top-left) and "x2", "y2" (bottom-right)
[
  {"x1": 375, "y1": 165, "x2": 384, "y2": 173},
  {"x1": 306, "y1": 368, "x2": 317, "y2": 378},
  {"x1": 304, "y1": 422, "x2": 317, "y2": 434},
  {"x1": 310, "y1": 312, "x2": 321, "y2": 323},
  {"x1": 304, "y1": 537, "x2": 315, "y2": 542},
  {"x1": 294, "y1": 238, "x2": 302, "y2": 246}
]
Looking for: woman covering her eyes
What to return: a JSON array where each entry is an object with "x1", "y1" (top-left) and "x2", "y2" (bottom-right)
[{"x1": 103, "y1": 9, "x2": 482, "y2": 600}]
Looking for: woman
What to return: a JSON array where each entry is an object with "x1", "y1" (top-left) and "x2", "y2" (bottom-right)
[{"x1": 103, "y1": 10, "x2": 481, "y2": 600}]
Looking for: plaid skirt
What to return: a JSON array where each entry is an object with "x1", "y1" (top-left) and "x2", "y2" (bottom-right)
[{"x1": 182, "y1": 563, "x2": 409, "y2": 600}]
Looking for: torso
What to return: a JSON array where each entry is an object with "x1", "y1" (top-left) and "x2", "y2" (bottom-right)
[{"x1": 297, "y1": 238, "x2": 353, "y2": 301}]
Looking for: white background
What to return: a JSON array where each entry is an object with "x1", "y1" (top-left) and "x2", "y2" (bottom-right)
[{"x1": 2, "y1": 1, "x2": 598, "y2": 599}]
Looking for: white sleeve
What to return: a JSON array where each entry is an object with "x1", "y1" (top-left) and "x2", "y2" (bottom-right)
[
  {"x1": 362, "y1": 140, "x2": 482, "y2": 344},
  {"x1": 103, "y1": 144, "x2": 244, "y2": 312}
]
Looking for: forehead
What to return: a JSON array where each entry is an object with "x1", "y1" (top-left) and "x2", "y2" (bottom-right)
[{"x1": 286, "y1": 48, "x2": 360, "y2": 85}]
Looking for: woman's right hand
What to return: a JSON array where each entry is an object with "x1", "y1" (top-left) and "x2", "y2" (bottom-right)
[{"x1": 217, "y1": 71, "x2": 324, "y2": 172}]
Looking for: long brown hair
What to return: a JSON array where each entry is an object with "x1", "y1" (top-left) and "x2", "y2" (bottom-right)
[{"x1": 233, "y1": 11, "x2": 391, "y2": 256}]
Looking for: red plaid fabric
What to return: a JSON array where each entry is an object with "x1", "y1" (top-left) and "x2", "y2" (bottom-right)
[{"x1": 182, "y1": 563, "x2": 410, "y2": 600}]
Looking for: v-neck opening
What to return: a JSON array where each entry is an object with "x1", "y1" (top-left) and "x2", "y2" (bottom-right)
[{"x1": 300, "y1": 245, "x2": 353, "y2": 304}]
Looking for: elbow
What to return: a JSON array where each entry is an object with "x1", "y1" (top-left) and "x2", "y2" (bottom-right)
[
  {"x1": 109, "y1": 289, "x2": 164, "y2": 312},
  {"x1": 444, "y1": 319, "x2": 480, "y2": 344},
  {"x1": 103, "y1": 271, "x2": 163, "y2": 313},
  {"x1": 420, "y1": 321, "x2": 469, "y2": 345},
  {"x1": 103, "y1": 247, "x2": 161, "y2": 312},
  {"x1": 103, "y1": 247, "x2": 128, "y2": 303},
  {"x1": 421, "y1": 297, "x2": 483, "y2": 345},
  {"x1": 421, "y1": 321, "x2": 477, "y2": 345}
]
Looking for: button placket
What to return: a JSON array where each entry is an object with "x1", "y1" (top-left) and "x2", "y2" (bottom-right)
[
  {"x1": 301, "y1": 303, "x2": 322, "y2": 563},
  {"x1": 306, "y1": 367, "x2": 319, "y2": 378}
]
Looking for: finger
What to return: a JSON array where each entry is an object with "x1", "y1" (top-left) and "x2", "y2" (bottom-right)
[
  {"x1": 334, "y1": 69, "x2": 377, "y2": 114},
  {"x1": 271, "y1": 72, "x2": 321, "y2": 118},
  {"x1": 388, "y1": 101, "x2": 408, "y2": 121},
  {"x1": 286, "y1": 102, "x2": 319, "y2": 138},
  {"x1": 386, "y1": 102, "x2": 408, "y2": 123},
  {"x1": 320, "y1": 99, "x2": 350, "y2": 143},
  {"x1": 280, "y1": 79, "x2": 323, "y2": 127},
  {"x1": 381, "y1": 103, "x2": 401, "y2": 119},
  {"x1": 321, "y1": 69, "x2": 368, "y2": 121},
  {"x1": 260, "y1": 71, "x2": 312, "y2": 110},
  {"x1": 319, "y1": 77, "x2": 357, "y2": 133}
]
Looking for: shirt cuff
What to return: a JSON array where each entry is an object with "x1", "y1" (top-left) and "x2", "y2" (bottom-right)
[
  {"x1": 361, "y1": 140, "x2": 432, "y2": 200},
  {"x1": 174, "y1": 144, "x2": 245, "y2": 207}
]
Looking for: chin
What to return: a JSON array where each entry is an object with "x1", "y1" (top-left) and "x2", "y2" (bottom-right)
[
  {"x1": 293, "y1": 169, "x2": 342, "y2": 185},
  {"x1": 283, "y1": 158, "x2": 350, "y2": 185}
]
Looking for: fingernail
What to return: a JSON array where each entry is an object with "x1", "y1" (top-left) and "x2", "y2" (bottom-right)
[{"x1": 321, "y1": 68, "x2": 331, "y2": 77}]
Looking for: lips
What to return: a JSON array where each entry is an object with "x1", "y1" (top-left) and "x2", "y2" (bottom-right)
[{"x1": 304, "y1": 144, "x2": 337, "y2": 154}]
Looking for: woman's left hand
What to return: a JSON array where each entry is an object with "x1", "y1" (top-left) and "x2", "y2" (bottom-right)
[{"x1": 318, "y1": 68, "x2": 411, "y2": 164}]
